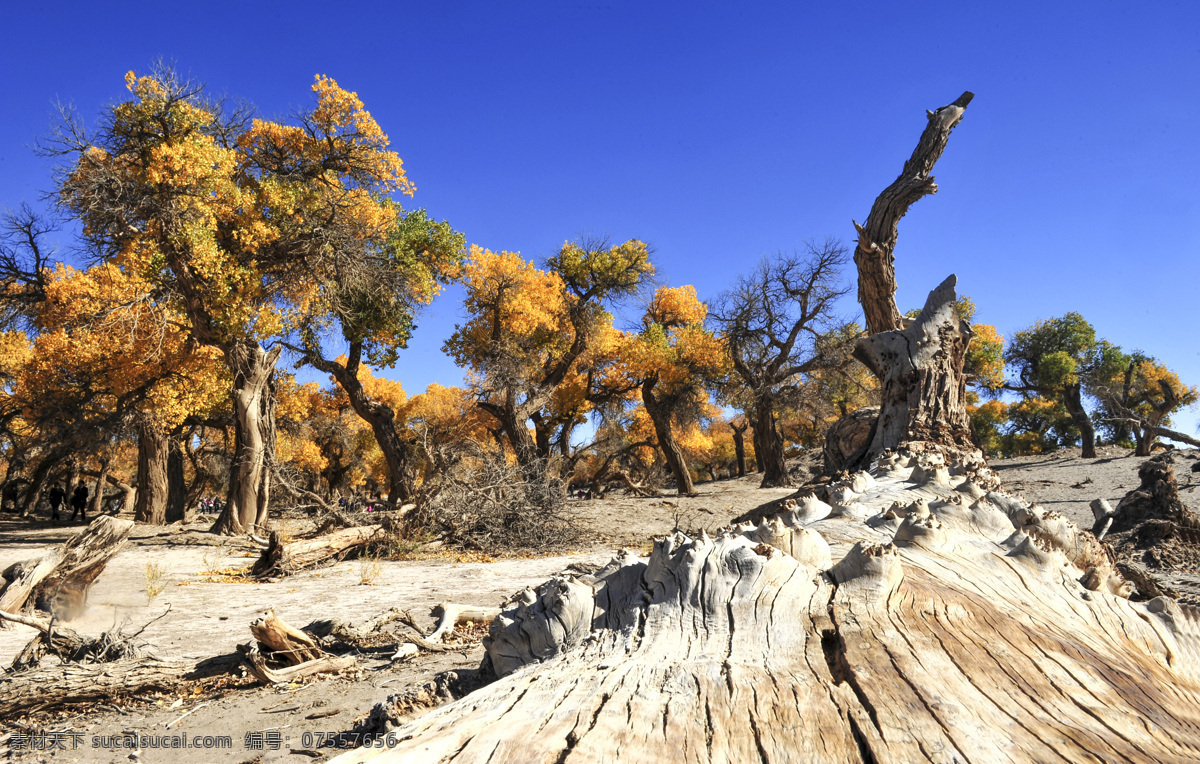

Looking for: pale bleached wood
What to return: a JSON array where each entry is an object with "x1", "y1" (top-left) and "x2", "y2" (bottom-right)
[
  {"x1": 0, "y1": 516, "x2": 133, "y2": 622},
  {"x1": 334, "y1": 448, "x2": 1200, "y2": 764},
  {"x1": 427, "y1": 603, "x2": 502, "y2": 642},
  {"x1": 249, "y1": 608, "x2": 323, "y2": 665}
]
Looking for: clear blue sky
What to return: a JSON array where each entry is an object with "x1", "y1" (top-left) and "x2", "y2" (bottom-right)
[{"x1": 3, "y1": 1, "x2": 1198, "y2": 435}]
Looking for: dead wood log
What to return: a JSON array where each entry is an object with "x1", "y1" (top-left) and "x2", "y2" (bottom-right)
[
  {"x1": 0, "y1": 516, "x2": 133, "y2": 621},
  {"x1": 249, "y1": 608, "x2": 323, "y2": 664},
  {"x1": 0, "y1": 655, "x2": 243, "y2": 718},
  {"x1": 237, "y1": 643, "x2": 356, "y2": 685},
  {"x1": 427, "y1": 603, "x2": 501, "y2": 642},
  {"x1": 3, "y1": 605, "x2": 171, "y2": 671},
  {"x1": 251, "y1": 524, "x2": 382, "y2": 577},
  {"x1": 332, "y1": 450, "x2": 1200, "y2": 764}
]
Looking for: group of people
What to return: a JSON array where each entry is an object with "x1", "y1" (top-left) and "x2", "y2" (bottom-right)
[
  {"x1": 339, "y1": 493, "x2": 385, "y2": 513},
  {"x1": 46, "y1": 484, "x2": 91, "y2": 522},
  {"x1": 196, "y1": 496, "x2": 226, "y2": 514}
]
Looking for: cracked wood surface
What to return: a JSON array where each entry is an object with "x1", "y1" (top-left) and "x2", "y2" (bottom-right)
[
  {"x1": 854, "y1": 275, "x2": 975, "y2": 462},
  {"x1": 336, "y1": 452, "x2": 1200, "y2": 763}
]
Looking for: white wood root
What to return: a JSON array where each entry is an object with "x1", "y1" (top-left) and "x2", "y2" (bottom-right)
[{"x1": 334, "y1": 450, "x2": 1200, "y2": 764}]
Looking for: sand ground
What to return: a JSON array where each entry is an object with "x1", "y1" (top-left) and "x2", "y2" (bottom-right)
[{"x1": 1, "y1": 446, "x2": 1197, "y2": 762}]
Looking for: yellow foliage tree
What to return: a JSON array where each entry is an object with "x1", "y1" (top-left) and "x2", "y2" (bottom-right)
[
  {"x1": 14, "y1": 263, "x2": 228, "y2": 522},
  {"x1": 446, "y1": 239, "x2": 653, "y2": 479},
  {"x1": 614, "y1": 285, "x2": 728, "y2": 495},
  {"x1": 52, "y1": 66, "x2": 413, "y2": 534}
]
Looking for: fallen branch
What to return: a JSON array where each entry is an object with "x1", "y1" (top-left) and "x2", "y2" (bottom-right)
[
  {"x1": 0, "y1": 655, "x2": 243, "y2": 717},
  {"x1": 251, "y1": 525, "x2": 382, "y2": 578},
  {"x1": 4, "y1": 605, "x2": 171, "y2": 671},
  {"x1": 237, "y1": 643, "x2": 356, "y2": 685},
  {"x1": 427, "y1": 603, "x2": 500, "y2": 642},
  {"x1": 249, "y1": 609, "x2": 323, "y2": 665}
]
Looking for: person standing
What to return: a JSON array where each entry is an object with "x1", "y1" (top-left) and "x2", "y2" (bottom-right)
[
  {"x1": 70, "y1": 484, "x2": 89, "y2": 522},
  {"x1": 48, "y1": 485, "x2": 65, "y2": 521}
]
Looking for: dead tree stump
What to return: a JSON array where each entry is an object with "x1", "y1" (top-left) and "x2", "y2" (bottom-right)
[
  {"x1": 0, "y1": 516, "x2": 133, "y2": 621},
  {"x1": 333, "y1": 452, "x2": 1200, "y2": 763}
]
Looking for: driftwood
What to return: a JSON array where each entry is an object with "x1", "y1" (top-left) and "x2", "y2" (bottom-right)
[
  {"x1": 333, "y1": 448, "x2": 1200, "y2": 763},
  {"x1": 428, "y1": 603, "x2": 501, "y2": 642},
  {"x1": 0, "y1": 654, "x2": 243, "y2": 718},
  {"x1": 252, "y1": 525, "x2": 382, "y2": 577},
  {"x1": 308, "y1": 604, "x2": 501, "y2": 657},
  {"x1": 243, "y1": 608, "x2": 358, "y2": 684},
  {"x1": 238, "y1": 643, "x2": 356, "y2": 685},
  {"x1": 249, "y1": 608, "x2": 323, "y2": 664},
  {"x1": 0, "y1": 516, "x2": 133, "y2": 621}
]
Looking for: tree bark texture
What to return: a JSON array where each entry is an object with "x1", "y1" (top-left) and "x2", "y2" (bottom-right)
[
  {"x1": 134, "y1": 420, "x2": 170, "y2": 525},
  {"x1": 755, "y1": 400, "x2": 791, "y2": 488},
  {"x1": 211, "y1": 342, "x2": 281, "y2": 535},
  {"x1": 641, "y1": 378, "x2": 695, "y2": 496},
  {"x1": 853, "y1": 91, "x2": 974, "y2": 335},
  {"x1": 854, "y1": 275, "x2": 975, "y2": 462},
  {"x1": 0, "y1": 655, "x2": 242, "y2": 718},
  {"x1": 334, "y1": 449, "x2": 1200, "y2": 764},
  {"x1": 1062, "y1": 383, "x2": 1097, "y2": 458},
  {"x1": 0, "y1": 516, "x2": 134, "y2": 620},
  {"x1": 730, "y1": 422, "x2": 747, "y2": 478}
]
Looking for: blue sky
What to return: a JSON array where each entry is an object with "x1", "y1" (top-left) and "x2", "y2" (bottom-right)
[{"x1": 2, "y1": 1, "x2": 1198, "y2": 435}]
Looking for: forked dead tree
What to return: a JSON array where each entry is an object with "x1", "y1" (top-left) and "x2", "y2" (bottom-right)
[{"x1": 327, "y1": 93, "x2": 1200, "y2": 763}]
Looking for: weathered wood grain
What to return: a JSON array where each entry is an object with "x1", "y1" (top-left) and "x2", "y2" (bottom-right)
[{"x1": 334, "y1": 451, "x2": 1200, "y2": 764}]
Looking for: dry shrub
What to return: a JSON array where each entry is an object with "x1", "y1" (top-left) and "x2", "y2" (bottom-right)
[{"x1": 421, "y1": 443, "x2": 578, "y2": 554}]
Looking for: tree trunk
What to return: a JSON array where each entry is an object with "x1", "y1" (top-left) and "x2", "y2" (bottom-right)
[
  {"x1": 755, "y1": 398, "x2": 791, "y2": 488},
  {"x1": 87, "y1": 458, "x2": 110, "y2": 517},
  {"x1": 19, "y1": 458, "x2": 52, "y2": 518},
  {"x1": 166, "y1": 439, "x2": 187, "y2": 522},
  {"x1": 730, "y1": 422, "x2": 747, "y2": 477},
  {"x1": 532, "y1": 413, "x2": 553, "y2": 460},
  {"x1": 853, "y1": 91, "x2": 974, "y2": 335},
  {"x1": 134, "y1": 420, "x2": 170, "y2": 525},
  {"x1": 211, "y1": 342, "x2": 281, "y2": 536},
  {"x1": 750, "y1": 418, "x2": 764, "y2": 473},
  {"x1": 333, "y1": 446, "x2": 1200, "y2": 764},
  {"x1": 483, "y1": 392, "x2": 545, "y2": 484},
  {"x1": 1062, "y1": 383, "x2": 1097, "y2": 458},
  {"x1": 64, "y1": 458, "x2": 80, "y2": 509},
  {"x1": 81, "y1": 470, "x2": 136, "y2": 516},
  {"x1": 641, "y1": 378, "x2": 695, "y2": 496},
  {"x1": 312, "y1": 344, "x2": 417, "y2": 505},
  {"x1": 854, "y1": 275, "x2": 976, "y2": 462}
]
